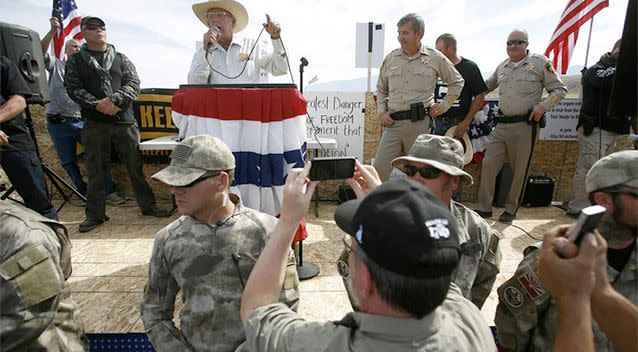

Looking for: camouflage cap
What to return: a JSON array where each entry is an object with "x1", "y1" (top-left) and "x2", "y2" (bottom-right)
[
  {"x1": 586, "y1": 150, "x2": 638, "y2": 194},
  {"x1": 391, "y1": 134, "x2": 473, "y2": 185},
  {"x1": 152, "y1": 135, "x2": 235, "y2": 186}
]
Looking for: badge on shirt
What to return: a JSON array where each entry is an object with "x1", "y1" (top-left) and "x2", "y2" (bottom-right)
[
  {"x1": 545, "y1": 61, "x2": 556, "y2": 74},
  {"x1": 421, "y1": 56, "x2": 430, "y2": 65},
  {"x1": 526, "y1": 64, "x2": 534, "y2": 72}
]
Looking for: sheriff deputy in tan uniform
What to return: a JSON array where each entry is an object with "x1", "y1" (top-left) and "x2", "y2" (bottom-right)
[
  {"x1": 475, "y1": 29, "x2": 567, "y2": 223},
  {"x1": 373, "y1": 13, "x2": 464, "y2": 181},
  {"x1": 240, "y1": 170, "x2": 496, "y2": 351}
]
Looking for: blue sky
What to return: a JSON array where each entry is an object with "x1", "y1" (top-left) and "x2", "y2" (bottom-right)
[{"x1": 3, "y1": 0, "x2": 629, "y2": 89}]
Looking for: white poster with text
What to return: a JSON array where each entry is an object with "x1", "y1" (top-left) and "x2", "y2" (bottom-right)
[{"x1": 304, "y1": 92, "x2": 366, "y2": 160}]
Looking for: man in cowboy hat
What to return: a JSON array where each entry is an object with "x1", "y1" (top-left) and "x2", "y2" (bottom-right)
[
  {"x1": 340, "y1": 134, "x2": 502, "y2": 309},
  {"x1": 188, "y1": 0, "x2": 288, "y2": 84}
]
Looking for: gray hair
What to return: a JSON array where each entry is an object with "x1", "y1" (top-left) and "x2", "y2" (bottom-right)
[
  {"x1": 353, "y1": 243, "x2": 457, "y2": 318},
  {"x1": 510, "y1": 28, "x2": 529, "y2": 41},
  {"x1": 397, "y1": 13, "x2": 425, "y2": 34}
]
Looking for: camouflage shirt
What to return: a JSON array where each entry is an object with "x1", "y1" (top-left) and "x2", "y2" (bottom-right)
[
  {"x1": 450, "y1": 201, "x2": 502, "y2": 308},
  {"x1": 140, "y1": 194, "x2": 300, "y2": 352},
  {"x1": 495, "y1": 241, "x2": 637, "y2": 352},
  {"x1": 0, "y1": 200, "x2": 87, "y2": 351}
]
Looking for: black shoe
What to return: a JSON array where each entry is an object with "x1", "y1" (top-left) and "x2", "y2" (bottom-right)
[
  {"x1": 142, "y1": 206, "x2": 171, "y2": 218},
  {"x1": 498, "y1": 212, "x2": 515, "y2": 223},
  {"x1": 474, "y1": 209, "x2": 493, "y2": 219},
  {"x1": 79, "y1": 218, "x2": 105, "y2": 232}
]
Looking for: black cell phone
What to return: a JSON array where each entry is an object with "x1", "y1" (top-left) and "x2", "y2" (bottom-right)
[
  {"x1": 566, "y1": 205, "x2": 606, "y2": 246},
  {"x1": 309, "y1": 157, "x2": 355, "y2": 181}
]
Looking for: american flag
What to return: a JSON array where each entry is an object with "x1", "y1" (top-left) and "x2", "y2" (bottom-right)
[
  {"x1": 544, "y1": 0, "x2": 609, "y2": 74},
  {"x1": 51, "y1": 0, "x2": 83, "y2": 59}
]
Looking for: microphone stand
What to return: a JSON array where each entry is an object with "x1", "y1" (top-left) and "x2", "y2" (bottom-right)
[{"x1": 296, "y1": 57, "x2": 320, "y2": 280}]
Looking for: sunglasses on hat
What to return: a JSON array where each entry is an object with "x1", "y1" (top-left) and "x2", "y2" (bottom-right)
[{"x1": 403, "y1": 164, "x2": 443, "y2": 179}]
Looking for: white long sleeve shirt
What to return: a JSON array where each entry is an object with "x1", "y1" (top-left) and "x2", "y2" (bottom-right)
[{"x1": 187, "y1": 37, "x2": 288, "y2": 84}]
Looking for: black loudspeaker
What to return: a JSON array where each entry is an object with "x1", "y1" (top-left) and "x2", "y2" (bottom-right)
[
  {"x1": 0, "y1": 22, "x2": 49, "y2": 105},
  {"x1": 522, "y1": 174, "x2": 554, "y2": 207}
]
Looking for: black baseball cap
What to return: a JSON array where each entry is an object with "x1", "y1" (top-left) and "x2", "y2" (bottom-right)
[
  {"x1": 334, "y1": 179, "x2": 460, "y2": 278},
  {"x1": 81, "y1": 16, "x2": 105, "y2": 29}
]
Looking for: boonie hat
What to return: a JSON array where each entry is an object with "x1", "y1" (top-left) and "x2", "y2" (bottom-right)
[
  {"x1": 334, "y1": 179, "x2": 460, "y2": 278},
  {"x1": 391, "y1": 134, "x2": 473, "y2": 185},
  {"x1": 152, "y1": 135, "x2": 235, "y2": 186}
]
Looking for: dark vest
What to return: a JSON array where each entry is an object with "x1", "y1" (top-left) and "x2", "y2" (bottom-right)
[{"x1": 74, "y1": 51, "x2": 135, "y2": 124}]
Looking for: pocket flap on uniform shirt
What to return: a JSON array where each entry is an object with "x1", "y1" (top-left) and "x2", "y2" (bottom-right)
[{"x1": 0, "y1": 244, "x2": 50, "y2": 280}]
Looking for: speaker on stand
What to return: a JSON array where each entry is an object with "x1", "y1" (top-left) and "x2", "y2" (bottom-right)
[{"x1": 0, "y1": 22, "x2": 86, "y2": 210}]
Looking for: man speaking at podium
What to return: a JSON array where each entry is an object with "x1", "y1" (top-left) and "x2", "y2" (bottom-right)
[{"x1": 187, "y1": 0, "x2": 288, "y2": 84}]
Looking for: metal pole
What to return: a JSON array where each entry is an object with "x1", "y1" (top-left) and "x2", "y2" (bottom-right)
[{"x1": 583, "y1": 17, "x2": 595, "y2": 68}]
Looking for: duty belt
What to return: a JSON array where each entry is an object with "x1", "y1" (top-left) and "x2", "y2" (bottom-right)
[
  {"x1": 390, "y1": 102, "x2": 430, "y2": 122},
  {"x1": 495, "y1": 113, "x2": 528, "y2": 124}
]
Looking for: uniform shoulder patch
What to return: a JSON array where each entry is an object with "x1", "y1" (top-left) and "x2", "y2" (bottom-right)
[{"x1": 545, "y1": 61, "x2": 556, "y2": 74}]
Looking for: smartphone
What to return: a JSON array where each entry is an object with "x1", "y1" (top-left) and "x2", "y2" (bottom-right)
[
  {"x1": 309, "y1": 157, "x2": 356, "y2": 181},
  {"x1": 566, "y1": 205, "x2": 606, "y2": 245}
]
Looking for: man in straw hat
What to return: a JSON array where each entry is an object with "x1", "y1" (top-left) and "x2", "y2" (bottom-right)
[
  {"x1": 339, "y1": 134, "x2": 501, "y2": 309},
  {"x1": 495, "y1": 150, "x2": 637, "y2": 352},
  {"x1": 240, "y1": 167, "x2": 495, "y2": 351},
  {"x1": 188, "y1": 0, "x2": 288, "y2": 84},
  {"x1": 140, "y1": 135, "x2": 299, "y2": 351}
]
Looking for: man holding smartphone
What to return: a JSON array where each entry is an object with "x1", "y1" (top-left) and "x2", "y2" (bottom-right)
[
  {"x1": 495, "y1": 150, "x2": 637, "y2": 352},
  {"x1": 341, "y1": 134, "x2": 502, "y2": 309}
]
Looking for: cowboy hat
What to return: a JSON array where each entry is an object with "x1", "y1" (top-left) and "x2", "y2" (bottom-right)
[
  {"x1": 192, "y1": 0, "x2": 248, "y2": 33},
  {"x1": 445, "y1": 126, "x2": 474, "y2": 166}
]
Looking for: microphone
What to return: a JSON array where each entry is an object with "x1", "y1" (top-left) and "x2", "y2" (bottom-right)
[{"x1": 206, "y1": 25, "x2": 220, "y2": 52}]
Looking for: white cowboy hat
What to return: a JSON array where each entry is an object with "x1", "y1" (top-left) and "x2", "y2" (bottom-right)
[
  {"x1": 445, "y1": 126, "x2": 474, "y2": 166},
  {"x1": 192, "y1": 0, "x2": 248, "y2": 33}
]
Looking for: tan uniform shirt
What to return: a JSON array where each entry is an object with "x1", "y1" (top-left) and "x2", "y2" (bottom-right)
[
  {"x1": 377, "y1": 46, "x2": 464, "y2": 114},
  {"x1": 485, "y1": 53, "x2": 567, "y2": 116},
  {"x1": 244, "y1": 284, "x2": 496, "y2": 352}
]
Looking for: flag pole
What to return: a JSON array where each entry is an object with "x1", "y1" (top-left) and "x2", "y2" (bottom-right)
[{"x1": 583, "y1": 16, "x2": 595, "y2": 69}]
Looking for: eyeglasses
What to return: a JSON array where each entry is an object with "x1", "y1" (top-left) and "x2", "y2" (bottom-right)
[
  {"x1": 403, "y1": 164, "x2": 443, "y2": 179},
  {"x1": 83, "y1": 25, "x2": 106, "y2": 32},
  {"x1": 506, "y1": 40, "x2": 527, "y2": 46},
  {"x1": 342, "y1": 237, "x2": 354, "y2": 255},
  {"x1": 206, "y1": 10, "x2": 231, "y2": 18},
  {"x1": 177, "y1": 172, "x2": 221, "y2": 188}
]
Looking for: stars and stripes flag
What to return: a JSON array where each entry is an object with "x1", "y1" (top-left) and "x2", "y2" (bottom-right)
[
  {"x1": 51, "y1": 0, "x2": 83, "y2": 59},
  {"x1": 544, "y1": 0, "x2": 609, "y2": 74},
  {"x1": 171, "y1": 86, "x2": 307, "y2": 216}
]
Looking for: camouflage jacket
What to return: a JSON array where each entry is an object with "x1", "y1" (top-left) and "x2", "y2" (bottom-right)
[
  {"x1": 495, "y1": 241, "x2": 637, "y2": 351},
  {"x1": 0, "y1": 200, "x2": 87, "y2": 351},
  {"x1": 450, "y1": 201, "x2": 502, "y2": 308},
  {"x1": 140, "y1": 194, "x2": 300, "y2": 352},
  {"x1": 338, "y1": 200, "x2": 501, "y2": 310}
]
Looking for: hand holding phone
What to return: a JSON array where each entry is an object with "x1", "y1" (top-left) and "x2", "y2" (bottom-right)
[
  {"x1": 566, "y1": 205, "x2": 606, "y2": 246},
  {"x1": 309, "y1": 157, "x2": 355, "y2": 181}
]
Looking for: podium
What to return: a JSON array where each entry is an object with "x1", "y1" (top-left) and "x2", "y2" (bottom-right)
[{"x1": 171, "y1": 84, "x2": 307, "y2": 215}]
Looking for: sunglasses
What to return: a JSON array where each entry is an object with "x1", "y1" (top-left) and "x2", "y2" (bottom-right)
[
  {"x1": 178, "y1": 172, "x2": 221, "y2": 188},
  {"x1": 506, "y1": 40, "x2": 527, "y2": 46},
  {"x1": 403, "y1": 164, "x2": 443, "y2": 179},
  {"x1": 83, "y1": 25, "x2": 106, "y2": 31}
]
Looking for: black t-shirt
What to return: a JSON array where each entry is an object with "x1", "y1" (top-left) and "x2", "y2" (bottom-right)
[
  {"x1": 607, "y1": 240, "x2": 635, "y2": 273},
  {"x1": 435, "y1": 57, "x2": 488, "y2": 119},
  {"x1": 0, "y1": 56, "x2": 35, "y2": 151}
]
